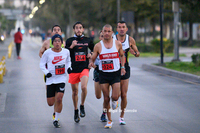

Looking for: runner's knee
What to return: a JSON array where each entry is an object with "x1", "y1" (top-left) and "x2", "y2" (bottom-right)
[{"x1": 81, "y1": 85, "x2": 87, "y2": 92}]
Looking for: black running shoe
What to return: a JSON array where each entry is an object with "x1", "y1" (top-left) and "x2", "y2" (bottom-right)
[
  {"x1": 53, "y1": 120, "x2": 60, "y2": 128},
  {"x1": 80, "y1": 105, "x2": 85, "y2": 117},
  {"x1": 74, "y1": 109, "x2": 80, "y2": 123},
  {"x1": 100, "y1": 113, "x2": 107, "y2": 122}
]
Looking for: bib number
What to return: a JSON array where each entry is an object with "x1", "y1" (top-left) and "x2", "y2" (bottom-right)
[
  {"x1": 102, "y1": 60, "x2": 114, "y2": 70},
  {"x1": 55, "y1": 65, "x2": 65, "y2": 75},
  {"x1": 75, "y1": 52, "x2": 86, "y2": 61}
]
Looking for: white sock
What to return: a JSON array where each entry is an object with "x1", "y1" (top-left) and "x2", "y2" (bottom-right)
[{"x1": 55, "y1": 112, "x2": 60, "y2": 121}]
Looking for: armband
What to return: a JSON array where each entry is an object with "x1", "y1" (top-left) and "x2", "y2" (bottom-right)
[{"x1": 121, "y1": 66, "x2": 125, "y2": 69}]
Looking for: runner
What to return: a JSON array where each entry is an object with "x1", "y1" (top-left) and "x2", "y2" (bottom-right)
[
  {"x1": 93, "y1": 31, "x2": 107, "y2": 122},
  {"x1": 89, "y1": 24, "x2": 126, "y2": 128},
  {"x1": 65, "y1": 21, "x2": 94, "y2": 123},
  {"x1": 39, "y1": 34, "x2": 71, "y2": 128},
  {"x1": 113, "y1": 20, "x2": 140, "y2": 125},
  {"x1": 39, "y1": 25, "x2": 65, "y2": 58},
  {"x1": 39, "y1": 25, "x2": 66, "y2": 121}
]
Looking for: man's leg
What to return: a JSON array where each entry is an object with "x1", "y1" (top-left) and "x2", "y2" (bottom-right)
[
  {"x1": 54, "y1": 92, "x2": 64, "y2": 113},
  {"x1": 101, "y1": 83, "x2": 111, "y2": 121},
  {"x1": 120, "y1": 79, "x2": 129, "y2": 118},
  {"x1": 71, "y1": 83, "x2": 79, "y2": 110},
  {"x1": 15, "y1": 43, "x2": 19, "y2": 56},
  {"x1": 79, "y1": 76, "x2": 88, "y2": 117},
  {"x1": 80, "y1": 76, "x2": 88, "y2": 105},
  {"x1": 95, "y1": 81, "x2": 101, "y2": 99}
]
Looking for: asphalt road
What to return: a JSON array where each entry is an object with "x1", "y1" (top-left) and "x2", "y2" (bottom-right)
[{"x1": 0, "y1": 36, "x2": 200, "y2": 133}]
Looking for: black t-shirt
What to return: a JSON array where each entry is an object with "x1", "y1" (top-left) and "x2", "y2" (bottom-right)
[{"x1": 65, "y1": 36, "x2": 94, "y2": 73}]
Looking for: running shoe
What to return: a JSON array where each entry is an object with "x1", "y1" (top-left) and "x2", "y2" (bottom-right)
[
  {"x1": 112, "y1": 100, "x2": 119, "y2": 110},
  {"x1": 53, "y1": 120, "x2": 60, "y2": 128},
  {"x1": 74, "y1": 109, "x2": 80, "y2": 123},
  {"x1": 17, "y1": 56, "x2": 22, "y2": 59},
  {"x1": 104, "y1": 121, "x2": 113, "y2": 129},
  {"x1": 80, "y1": 105, "x2": 85, "y2": 117},
  {"x1": 100, "y1": 113, "x2": 107, "y2": 122},
  {"x1": 52, "y1": 113, "x2": 59, "y2": 121},
  {"x1": 119, "y1": 118, "x2": 126, "y2": 125}
]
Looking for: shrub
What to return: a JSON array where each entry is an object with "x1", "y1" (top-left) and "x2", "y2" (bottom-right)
[
  {"x1": 191, "y1": 53, "x2": 200, "y2": 66},
  {"x1": 150, "y1": 38, "x2": 173, "y2": 53}
]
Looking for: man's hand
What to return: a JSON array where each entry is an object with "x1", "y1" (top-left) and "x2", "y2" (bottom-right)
[
  {"x1": 130, "y1": 48, "x2": 140, "y2": 57},
  {"x1": 88, "y1": 62, "x2": 95, "y2": 69},
  {"x1": 121, "y1": 67, "x2": 126, "y2": 76},
  {"x1": 87, "y1": 53, "x2": 92, "y2": 59},
  {"x1": 46, "y1": 73, "x2": 52, "y2": 78},
  {"x1": 70, "y1": 40, "x2": 78, "y2": 49},
  {"x1": 67, "y1": 67, "x2": 73, "y2": 74}
]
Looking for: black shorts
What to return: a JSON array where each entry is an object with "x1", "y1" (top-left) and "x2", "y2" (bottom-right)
[
  {"x1": 93, "y1": 66, "x2": 99, "y2": 82},
  {"x1": 47, "y1": 83, "x2": 65, "y2": 98},
  {"x1": 121, "y1": 65, "x2": 130, "y2": 80},
  {"x1": 99, "y1": 69, "x2": 121, "y2": 85}
]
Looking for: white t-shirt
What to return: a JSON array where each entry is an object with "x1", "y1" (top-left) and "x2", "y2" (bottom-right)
[{"x1": 40, "y1": 48, "x2": 71, "y2": 85}]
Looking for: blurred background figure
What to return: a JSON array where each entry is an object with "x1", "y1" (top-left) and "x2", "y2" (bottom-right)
[{"x1": 14, "y1": 27, "x2": 23, "y2": 59}]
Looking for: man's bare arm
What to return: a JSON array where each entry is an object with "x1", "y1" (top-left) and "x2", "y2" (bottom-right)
[
  {"x1": 129, "y1": 37, "x2": 140, "y2": 57},
  {"x1": 39, "y1": 40, "x2": 49, "y2": 58},
  {"x1": 88, "y1": 42, "x2": 100, "y2": 68}
]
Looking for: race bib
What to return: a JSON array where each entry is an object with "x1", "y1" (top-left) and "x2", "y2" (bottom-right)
[
  {"x1": 102, "y1": 60, "x2": 114, "y2": 70},
  {"x1": 75, "y1": 52, "x2": 86, "y2": 61},
  {"x1": 55, "y1": 64, "x2": 65, "y2": 75}
]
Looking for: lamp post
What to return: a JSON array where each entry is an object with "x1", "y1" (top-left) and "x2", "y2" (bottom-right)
[
  {"x1": 117, "y1": 0, "x2": 120, "y2": 22},
  {"x1": 159, "y1": 0, "x2": 164, "y2": 65}
]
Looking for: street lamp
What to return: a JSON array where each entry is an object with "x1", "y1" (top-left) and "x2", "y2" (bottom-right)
[{"x1": 159, "y1": 0, "x2": 164, "y2": 65}]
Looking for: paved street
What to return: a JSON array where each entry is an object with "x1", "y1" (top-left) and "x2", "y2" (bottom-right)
[{"x1": 0, "y1": 36, "x2": 200, "y2": 133}]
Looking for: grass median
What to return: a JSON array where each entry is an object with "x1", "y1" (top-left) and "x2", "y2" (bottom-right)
[
  {"x1": 163, "y1": 62, "x2": 200, "y2": 76},
  {"x1": 129, "y1": 52, "x2": 186, "y2": 57}
]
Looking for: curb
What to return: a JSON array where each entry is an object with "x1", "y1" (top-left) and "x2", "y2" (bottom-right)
[{"x1": 142, "y1": 64, "x2": 200, "y2": 83}]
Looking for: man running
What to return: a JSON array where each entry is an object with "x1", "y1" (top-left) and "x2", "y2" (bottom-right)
[
  {"x1": 113, "y1": 20, "x2": 140, "y2": 125},
  {"x1": 40, "y1": 34, "x2": 71, "y2": 128},
  {"x1": 65, "y1": 21, "x2": 94, "y2": 123},
  {"x1": 89, "y1": 24, "x2": 125, "y2": 128},
  {"x1": 39, "y1": 25, "x2": 65, "y2": 58},
  {"x1": 39, "y1": 25, "x2": 65, "y2": 121},
  {"x1": 93, "y1": 31, "x2": 107, "y2": 122}
]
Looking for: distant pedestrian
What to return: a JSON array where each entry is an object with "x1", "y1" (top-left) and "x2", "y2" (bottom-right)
[{"x1": 14, "y1": 27, "x2": 23, "y2": 59}]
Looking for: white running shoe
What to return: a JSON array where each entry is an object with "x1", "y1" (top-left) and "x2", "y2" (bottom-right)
[
  {"x1": 104, "y1": 121, "x2": 113, "y2": 129},
  {"x1": 119, "y1": 117, "x2": 126, "y2": 125},
  {"x1": 112, "y1": 100, "x2": 119, "y2": 110}
]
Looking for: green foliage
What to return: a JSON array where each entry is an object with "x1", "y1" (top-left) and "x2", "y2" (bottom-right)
[
  {"x1": 164, "y1": 61, "x2": 200, "y2": 76},
  {"x1": 191, "y1": 53, "x2": 200, "y2": 66},
  {"x1": 136, "y1": 42, "x2": 154, "y2": 52},
  {"x1": 150, "y1": 38, "x2": 173, "y2": 53}
]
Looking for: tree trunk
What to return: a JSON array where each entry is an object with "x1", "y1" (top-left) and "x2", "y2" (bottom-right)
[
  {"x1": 169, "y1": 21, "x2": 173, "y2": 40},
  {"x1": 152, "y1": 19, "x2": 156, "y2": 39},
  {"x1": 188, "y1": 21, "x2": 193, "y2": 46},
  {"x1": 134, "y1": 16, "x2": 139, "y2": 41}
]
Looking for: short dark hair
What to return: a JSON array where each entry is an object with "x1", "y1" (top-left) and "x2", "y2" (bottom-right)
[
  {"x1": 117, "y1": 20, "x2": 127, "y2": 25},
  {"x1": 18, "y1": 27, "x2": 21, "y2": 31},
  {"x1": 52, "y1": 25, "x2": 62, "y2": 32},
  {"x1": 73, "y1": 21, "x2": 84, "y2": 29}
]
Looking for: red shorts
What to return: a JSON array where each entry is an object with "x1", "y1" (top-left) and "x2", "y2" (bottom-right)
[{"x1": 68, "y1": 69, "x2": 89, "y2": 84}]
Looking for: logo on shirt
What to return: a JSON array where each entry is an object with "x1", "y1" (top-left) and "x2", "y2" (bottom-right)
[
  {"x1": 52, "y1": 56, "x2": 65, "y2": 64},
  {"x1": 60, "y1": 87, "x2": 65, "y2": 91}
]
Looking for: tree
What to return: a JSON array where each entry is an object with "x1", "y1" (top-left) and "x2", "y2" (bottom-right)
[{"x1": 179, "y1": 0, "x2": 200, "y2": 44}]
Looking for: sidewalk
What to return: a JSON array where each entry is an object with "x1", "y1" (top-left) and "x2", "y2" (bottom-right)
[{"x1": 179, "y1": 47, "x2": 200, "y2": 57}]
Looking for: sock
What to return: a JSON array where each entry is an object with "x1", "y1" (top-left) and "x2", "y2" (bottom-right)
[
  {"x1": 103, "y1": 110, "x2": 106, "y2": 115},
  {"x1": 55, "y1": 112, "x2": 60, "y2": 121}
]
